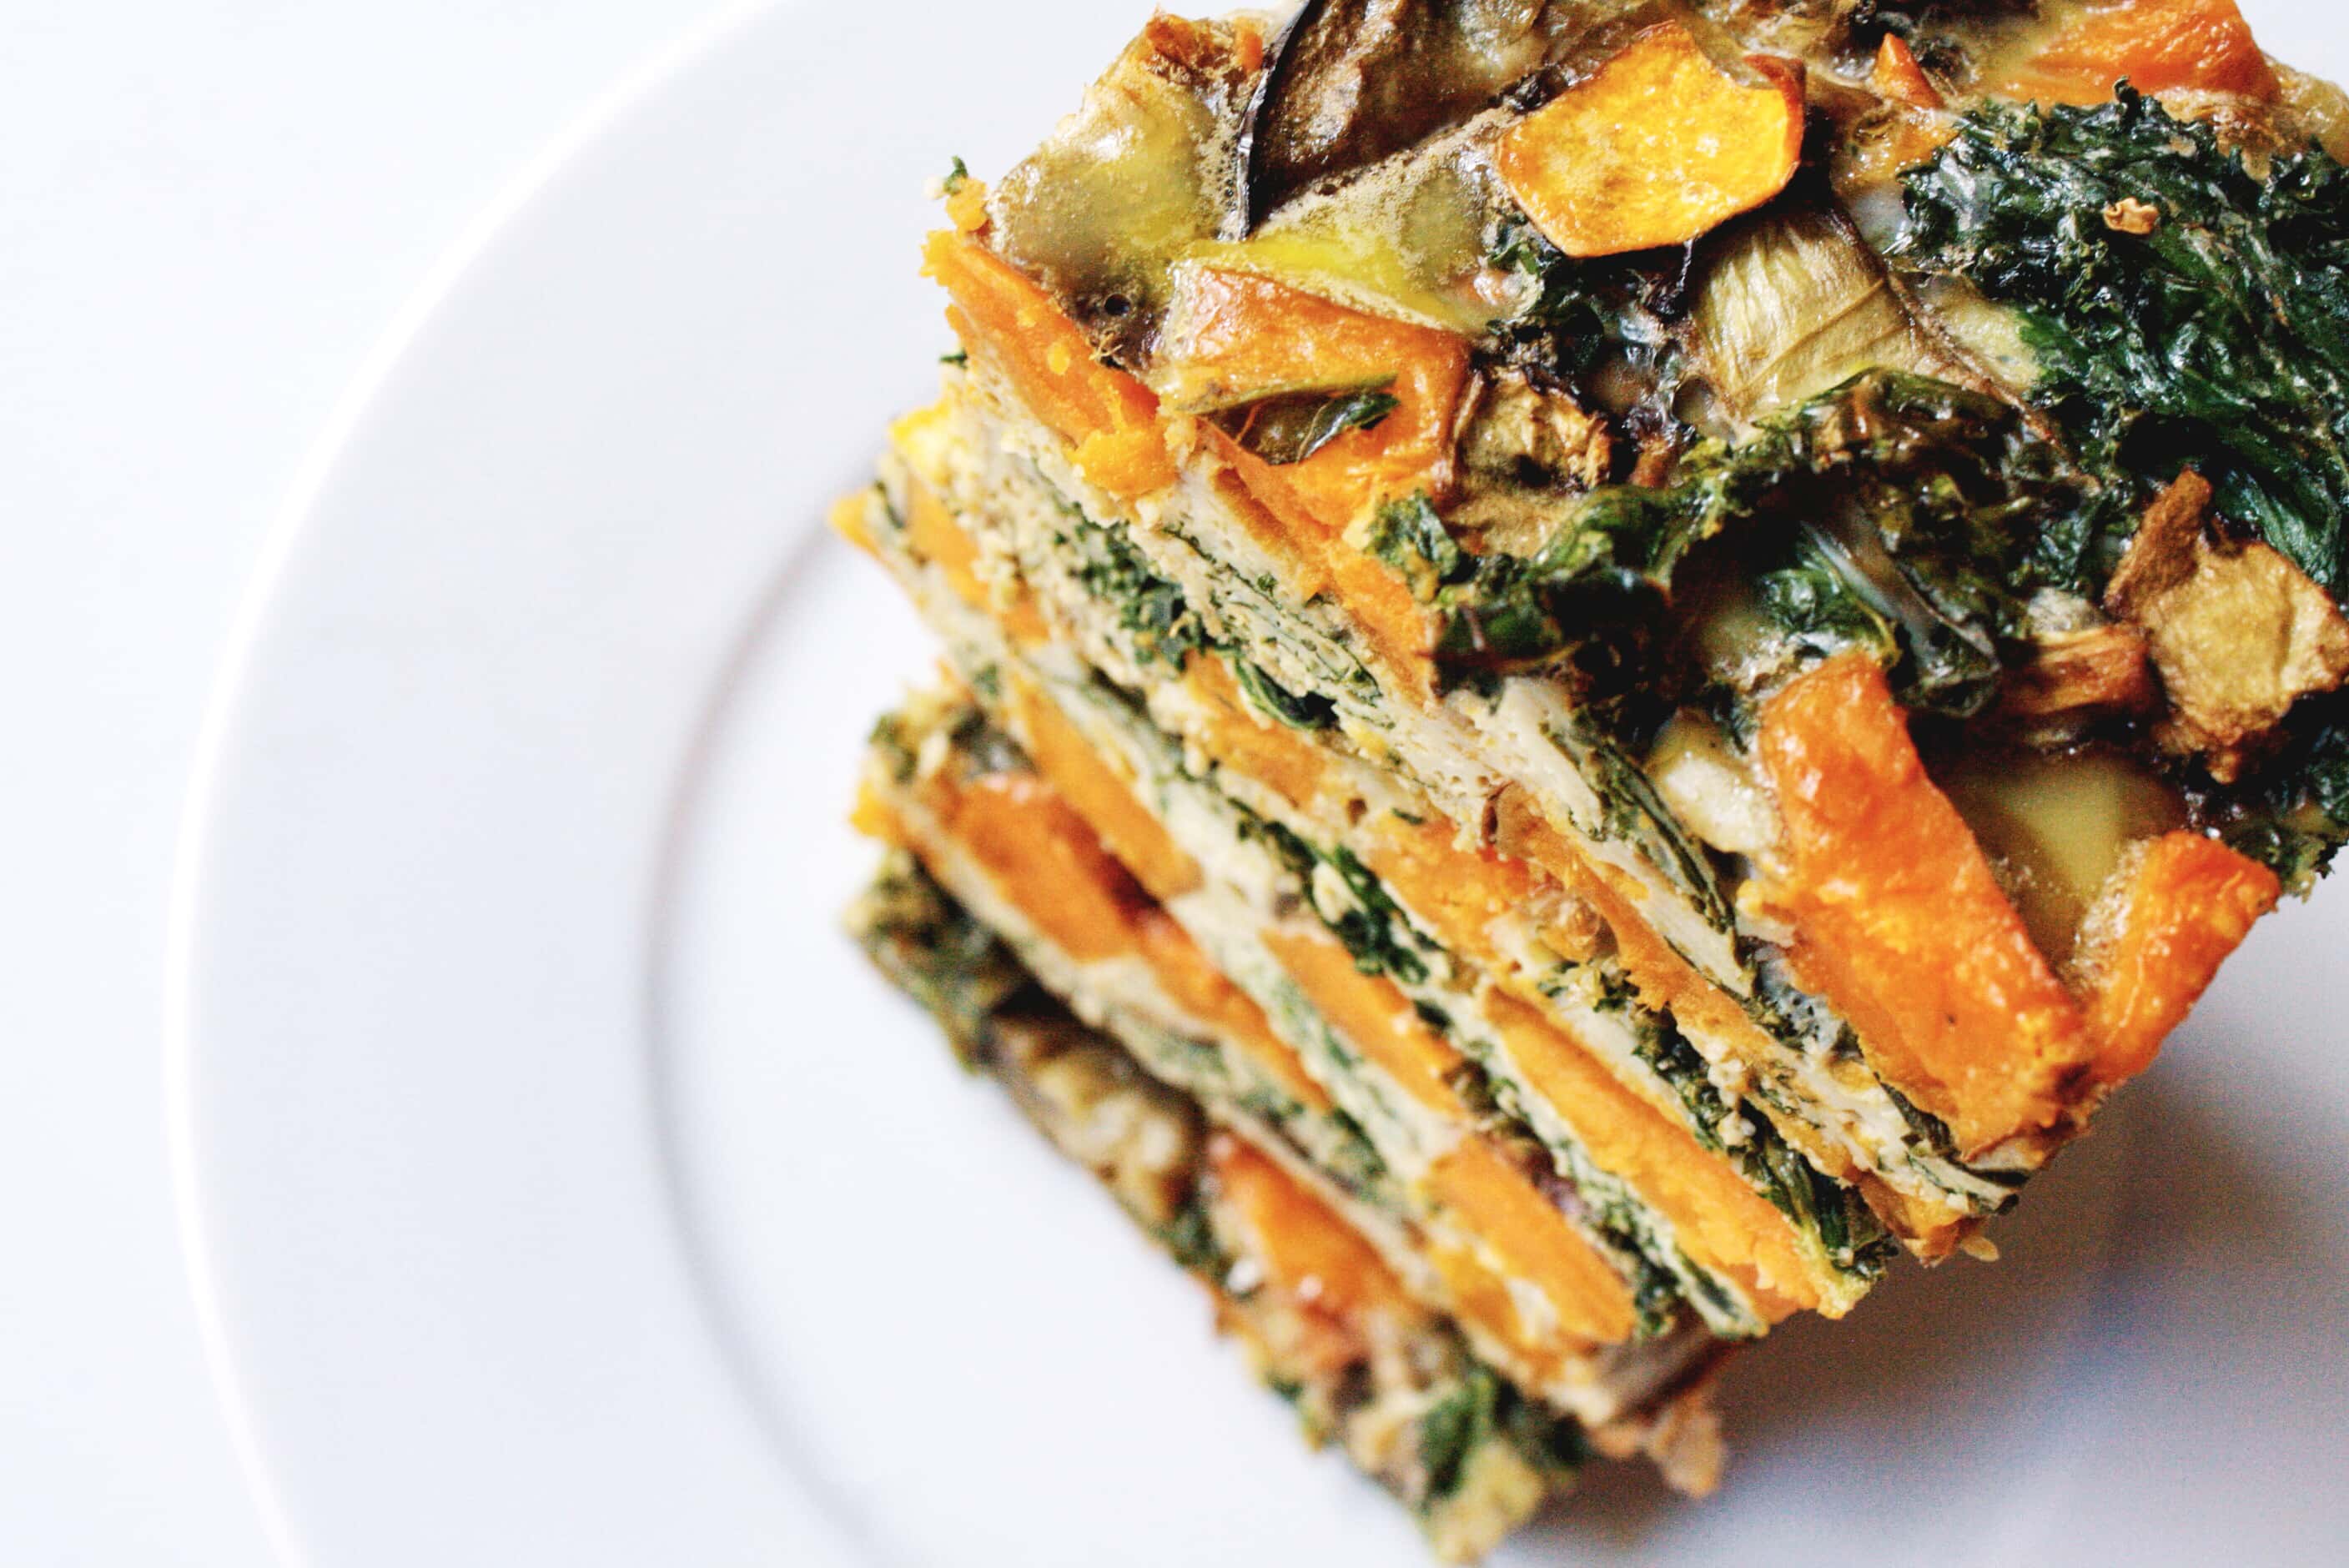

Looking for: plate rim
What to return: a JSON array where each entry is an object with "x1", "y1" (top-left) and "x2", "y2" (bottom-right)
[{"x1": 161, "y1": 7, "x2": 781, "y2": 1559}]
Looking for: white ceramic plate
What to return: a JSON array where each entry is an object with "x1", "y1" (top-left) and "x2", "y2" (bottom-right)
[{"x1": 170, "y1": 4, "x2": 2349, "y2": 1564}]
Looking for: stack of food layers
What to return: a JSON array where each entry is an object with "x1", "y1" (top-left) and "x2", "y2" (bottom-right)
[{"x1": 836, "y1": 2, "x2": 2349, "y2": 1556}]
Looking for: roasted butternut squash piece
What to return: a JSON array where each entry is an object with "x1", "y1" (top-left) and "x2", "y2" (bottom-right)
[
  {"x1": 1424, "y1": 1138, "x2": 1639, "y2": 1345},
  {"x1": 1755, "y1": 652, "x2": 2094, "y2": 1158},
  {"x1": 1210, "y1": 1132, "x2": 1407, "y2": 1327},
  {"x1": 1495, "y1": 23, "x2": 1804, "y2": 259},
  {"x1": 1359, "y1": 809, "x2": 1532, "y2": 973},
  {"x1": 919, "y1": 768, "x2": 1149, "y2": 966},
  {"x1": 1261, "y1": 927, "x2": 1465, "y2": 1117},
  {"x1": 1994, "y1": 0, "x2": 2277, "y2": 105},
  {"x1": 1481, "y1": 994, "x2": 1813, "y2": 1320},
  {"x1": 1159, "y1": 264, "x2": 1472, "y2": 532},
  {"x1": 1004, "y1": 673, "x2": 1201, "y2": 903},
  {"x1": 922, "y1": 231, "x2": 1174, "y2": 497},
  {"x1": 2085, "y1": 831, "x2": 2280, "y2": 1084},
  {"x1": 1872, "y1": 34, "x2": 1944, "y2": 110},
  {"x1": 827, "y1": 489, "x2": 877, "y2": 555},
  {"x1": 1137, "y1": 907, "x2": 1334, "y2": 1114},
  {"x1": 1180, "y1": 655, "x2": 1328, "y2": 812}
]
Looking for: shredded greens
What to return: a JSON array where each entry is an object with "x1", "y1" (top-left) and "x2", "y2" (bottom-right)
[{"x1": 1899, "y1": 88, "x2": 2349, "y2": 594}]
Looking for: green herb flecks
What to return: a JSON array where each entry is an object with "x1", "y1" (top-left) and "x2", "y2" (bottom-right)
[{"x1": 1061, "y1": 515, "x2": 1212, "y2": 672}]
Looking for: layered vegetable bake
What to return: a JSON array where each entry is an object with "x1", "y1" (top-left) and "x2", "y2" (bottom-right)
[{"x1": 836, "y1": 1, "x2": 2349, "y2": 1555}]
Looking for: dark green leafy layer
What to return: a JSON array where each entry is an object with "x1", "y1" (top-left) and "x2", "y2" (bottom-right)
[
  {"x1": 848, "y1": 846, "x2": 1036, "y2": 1067},
  {"x1": 1211, "y1": 384, "x2": 1400, "y2": 465},
  {"x1": 1899, "y1": 88, "x2": 2349, "y2": 594},
  {"x1": 1894, "y1": 92, "x2": 2349, "y2": 887},
  {"x1": 1592, "y1": 974, "x2": 1894, "y2": 1280},
  {"x1": 1401, "y1": 370, "x2": 2091, "y2": 722},
  {"x1": 1062, "y1": 512, "x2": 1212, "y2": 671}
]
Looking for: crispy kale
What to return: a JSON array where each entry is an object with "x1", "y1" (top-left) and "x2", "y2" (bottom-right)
[
  {"x1": 1412, "y1": 370, "x2": 2090, "y2": 719},
  {"x1": 1899, "y1": 88, "x2": 2349, "y2": 594}
]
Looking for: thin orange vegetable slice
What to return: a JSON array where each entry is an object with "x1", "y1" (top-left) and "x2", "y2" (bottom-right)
[{"x1": 1754, "y1": 653, "x2": 2092, "y2": 1158}]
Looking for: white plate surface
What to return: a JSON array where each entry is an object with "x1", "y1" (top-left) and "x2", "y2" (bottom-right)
[{"x1": 171, "y1": 4, "x2": 2349, "y2": 1564}]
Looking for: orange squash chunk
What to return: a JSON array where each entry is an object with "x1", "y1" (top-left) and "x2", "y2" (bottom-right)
[
  {"x1": 1004, "y1": 674, "x2": 1200, "y2": 903},
  {"x1": 828, "y1": 489, "x2": 878, "y2": 555},
  {"x1": 1261, "y1": 927, "x2": 1465, "y2": 1117},
  {"x1": 1180, "y1": 655, "x2": 1328, "y2": 812},
  {"x1": 1424, "y1": 1138, "x2": 1638, "y2": 1345},
  {"x1": 1994, "y1": 0, "x2": 2278, "y2": 105},
  {"x1": 1427, "y1": 1240, "x2": 1582, "y2": 1384},
  {"x1": 2085, "y1": 831, "x2": 2279, "y2": 1084},
  {"x1": 1194, "y1": 438, "x2": 1438, "y2": 699},
  {"x1": 1481, "y1": 993, "x2": 1813, "y2": 1319},
  {"x1": 921, "y1": 231, "x2": 1174, "y2": 498},
  {"x1": 898, "y1": 477, "x2": 1053, "y2": 645},
  {"x1": 1359, "y1": 810, "x2": 1532, "y2": 973},
  {"x1": 1210, "y1": 1133, "x2": 1407, "y2": 1327},
  {"x1": 1136, "y1": 908, "x2": 1333, "y2": 1114},
  {"x1": 1495, "y1": 23, "x2": 1804, "y2": 260},
  {"x1": 921, "y1": 769, "x2": 1149, "y2": 966},
  {"x1": 1756, "y1": 653, "x2": 2093, "y2": 1158},
  {"x1": 1873, "y1": 34, "x2": 1944, "y2": 109},
  {"x1": 1160, "y1": 265, "x2": 1472, "y2": 533},
  {"x1": 914, "y1": 746, "x2": 1330, "y2": 1112}
]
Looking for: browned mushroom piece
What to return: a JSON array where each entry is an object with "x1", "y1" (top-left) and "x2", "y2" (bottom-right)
[{"x1": 2105, "y1": 470, "x2": 2349, "y2": 781}]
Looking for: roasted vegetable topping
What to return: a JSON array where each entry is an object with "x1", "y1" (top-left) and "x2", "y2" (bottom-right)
[
  {"x1": 1495, "y1": 22, "x2": 1805, "y2": 259},
  {"x1": 1899, "y1": 89, "x2": 2349, "y2": 595},
  {"x1": 1987, "y1": 0, "x2": 2277, "y2": 108},
  {"x1": 1235, "y1": 0, "x2": 1594, "y2": 231},
  {"x1": 2104, "y1": 471, "x2": 2349, "y2": 781}
]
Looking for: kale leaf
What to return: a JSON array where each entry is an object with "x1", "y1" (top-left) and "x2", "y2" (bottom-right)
[
  {"x1": 1423, "y1": 370, "x2": 2090, "y2": 719},
  {"x1": 1899, "y1": 88, "x2": 2349, "y2": 592},
  {"x1": 1210, "y1": 384, "x2": 1399, "y2": 465},
  {"x1": 1234, "y1": 657, "x2": 1339, "y2": 730},
  {"x1": 1061, "y1": 515, "x2": 1212, "y2": 671}
]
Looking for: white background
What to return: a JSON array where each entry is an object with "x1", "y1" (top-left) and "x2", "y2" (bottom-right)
[
  {"x1": 4, "y1": 7, "x2": 715, "y2": 1562},
  {"x1": 3, "y1": 3, "x2": 2333, "y2": 1564}
]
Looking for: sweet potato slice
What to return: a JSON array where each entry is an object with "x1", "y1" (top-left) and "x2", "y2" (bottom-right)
[
  {"x1": 1494, "y1": 23, "x2": 1804, "y2": 260},
  {"x1": 2084, "y1": 832, "x2": 2280, "y2": 1085},
  {"x1": 1158, "y1": 264, "x2": 1472, "y2": 532},
  {"x1": 1140, "y1": 912, "x2": 1334, "y2": 1114},
  {"x1": 1993, "y1": 0, "x2": 2278, "y2": 106},
  {"x1": 1424, "y1": 1138, "x2": 1639, "y2": 1346},
  {"x1": 1872, "y1": 35, "x2": 1944, "y2": 110},
  {"x1": 1210, "y1": 1132, "x2": 1407, "y2": 1329},
  {"x1": 1754, "y1": 652, "x2": 2094, "y2": 1158},
  {"x1": 1179, "y1": 655, "x2": 1328, "y2": 811},
  {"x1": 922, "y1": 231, "x2": 1174, "y2": 498},
  {"x1": 1004, "y1": 672, "x2": 1201, "y2": 904},
  {"x1": 1481, "y1": 994, "x2": 1813, "y2": 1320},
  {"x1": 919, "y1": 769, "x2": 1151, "y2": 967},
  {"x1": 1261, "y1": 927, "x2": 1465, "y2": 1117}
]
